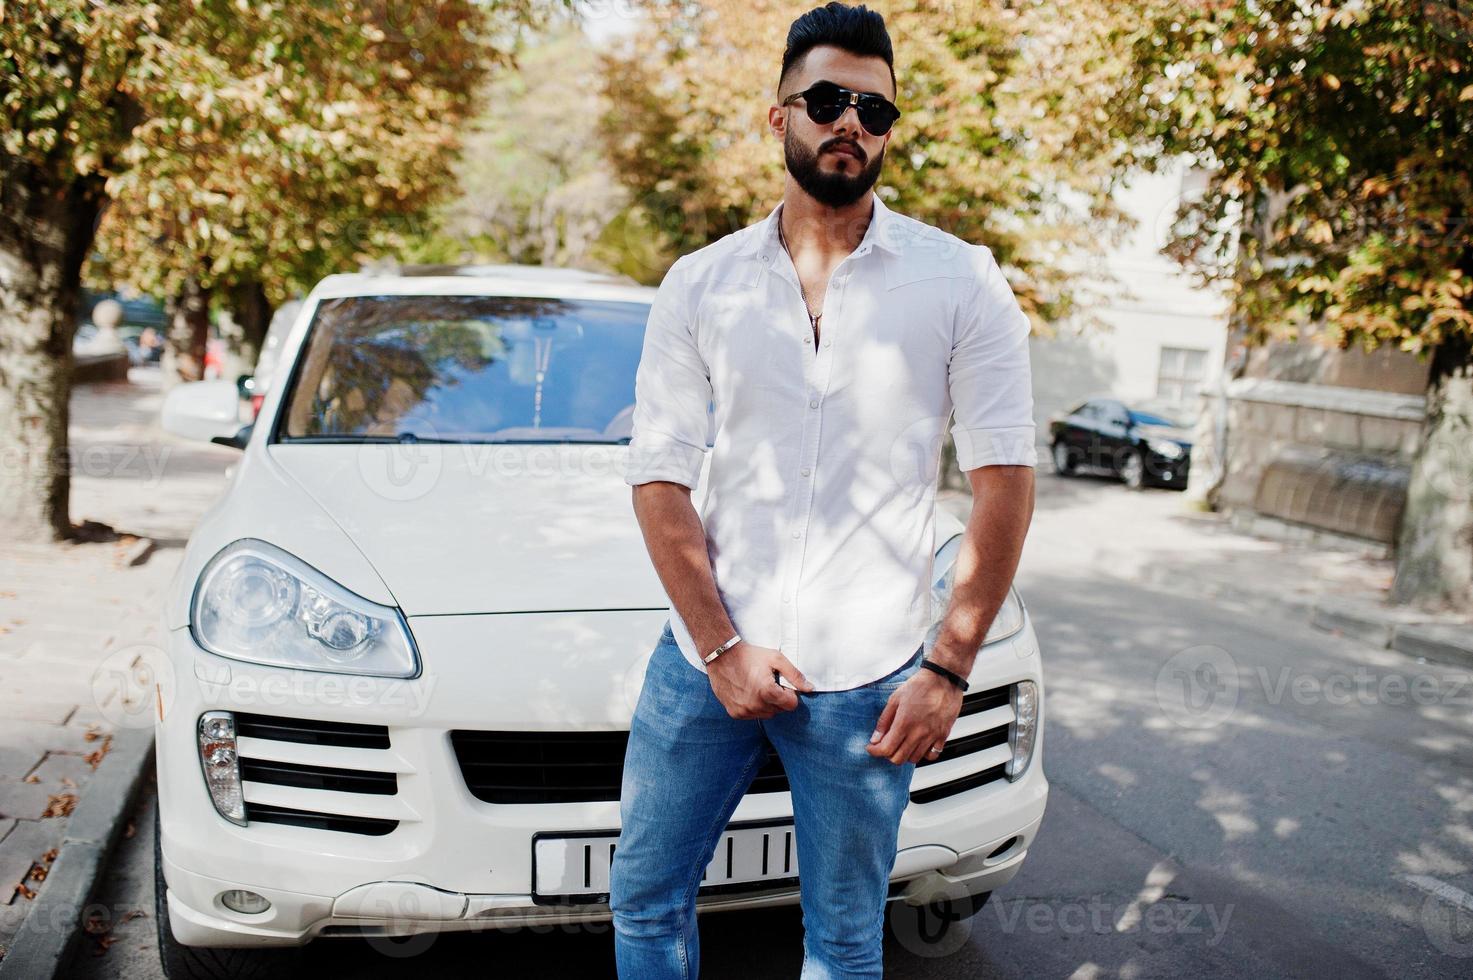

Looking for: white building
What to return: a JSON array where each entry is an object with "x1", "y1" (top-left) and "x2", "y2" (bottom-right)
[{"x1": 1029, "y1": 159, "x2": 1230, "y2": 435}]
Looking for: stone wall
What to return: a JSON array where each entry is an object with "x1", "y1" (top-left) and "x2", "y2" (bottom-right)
[{"x1": 1215, "y1": 378, "x2": 1426, "y2": 547}]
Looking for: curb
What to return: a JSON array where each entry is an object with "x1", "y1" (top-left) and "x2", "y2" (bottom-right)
[
  {"x1": 1310, "y1": 598, "x2": 1473, "y2": 670},
  {"x1": 0, "y1": 727, "x2": 155, "y2": 980},
  {"x1": 1392, "y1": 623, "x2": 1473, "y2": 671}
]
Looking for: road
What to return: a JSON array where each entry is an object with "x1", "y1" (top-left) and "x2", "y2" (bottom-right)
[{"x1": 70, "y1": 471, "x2": 1473, "y2": 978}]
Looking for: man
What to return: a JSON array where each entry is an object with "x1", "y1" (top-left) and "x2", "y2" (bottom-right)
[{"x1": 610, "y1": 4, "x2": 1036, "y2": 977}]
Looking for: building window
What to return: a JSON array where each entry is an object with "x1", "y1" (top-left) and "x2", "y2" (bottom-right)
[{"x1": 1157, "y1": 346, "x2": 1209, "y2": 403}]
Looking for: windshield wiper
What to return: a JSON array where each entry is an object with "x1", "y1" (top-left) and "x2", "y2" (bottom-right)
[{"x1": 281, "y1": 433, "x2": 470, "y2": 444}]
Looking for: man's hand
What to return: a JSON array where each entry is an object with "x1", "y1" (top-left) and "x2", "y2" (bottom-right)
[
  {"x1": 707, "y1": 641, "x2": 814, "y2": 719},
  {"x1": 866, "y1": 670, "x2": 964, "y2": 764}
]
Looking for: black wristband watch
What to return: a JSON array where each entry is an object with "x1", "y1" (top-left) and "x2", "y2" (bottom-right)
[{"x1": 918, "y1": 657, "x2": 969, "y2": 692}]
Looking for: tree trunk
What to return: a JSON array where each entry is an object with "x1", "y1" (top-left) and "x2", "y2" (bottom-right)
[
  {"x1": 230, "y1": 278, "x2": 274, "y2": 371},
  {"x1": 1391, "y1": 334, "x2": 1473, "y2": 613},
  {"x1": 0, "y1": 169, "x2": 107, "y2": 543},
  {"x1": 161, "y1": 277, "x2": 212, "y2": 386}
]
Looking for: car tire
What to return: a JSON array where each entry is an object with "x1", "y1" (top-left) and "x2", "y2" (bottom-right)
[
  {"x1": 1050, "y1": 441, "x2": 1076, "y2": 477},
  {"x1": 1119, "y1": 450, "x2": 1146, "y2": 490},
  {"x1": 154, "y1": 806, "x2": 305, "y2": 980}
]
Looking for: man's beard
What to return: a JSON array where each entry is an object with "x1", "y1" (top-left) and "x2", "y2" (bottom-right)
[{"x1": 784, "y1": 129, "x2": 884, "y2": 209}]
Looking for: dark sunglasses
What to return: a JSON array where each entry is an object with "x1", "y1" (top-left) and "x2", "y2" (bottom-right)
[{"x1": 781, "y1": 80, "x2": 901, "y2": 137}]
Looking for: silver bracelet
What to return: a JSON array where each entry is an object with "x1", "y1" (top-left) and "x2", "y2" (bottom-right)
[{"x1": 702, "y1": 633, "x2": 742, "y2": 663}]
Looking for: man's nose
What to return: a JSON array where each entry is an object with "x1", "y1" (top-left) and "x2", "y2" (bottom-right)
[{"x1": 832, "y1": 102, "x2": 864, "y2": 137}]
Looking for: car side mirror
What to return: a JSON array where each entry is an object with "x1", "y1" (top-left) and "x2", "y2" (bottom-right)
[
  {"x1": 210, "y1": 423, "x2": 253, "y2": 451},
  {"x1": 161, "y1": 379, "x2": 243, "y2": 443},
  {"x1": 236, "y1": 373, "x2": 256, "y2": 400}
]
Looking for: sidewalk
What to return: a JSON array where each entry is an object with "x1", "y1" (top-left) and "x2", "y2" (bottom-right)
[
  {"x1": 940, "y1": 468, "x2": 1473, "y2": 669},
  {"x1": 0, "y1": 368, "x2": 235, "y2": 960}
]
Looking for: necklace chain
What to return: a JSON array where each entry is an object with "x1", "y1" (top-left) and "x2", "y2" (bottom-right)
[{"x1": 777, "y1": 218, "x2": 822, "y2": 328}]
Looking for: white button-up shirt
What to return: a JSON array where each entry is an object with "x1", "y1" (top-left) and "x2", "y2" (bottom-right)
[{"x1": 623, "y1": 190, "x2": 1036, "y2": 691}]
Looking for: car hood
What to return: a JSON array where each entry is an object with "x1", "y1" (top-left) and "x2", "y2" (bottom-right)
[{"x1": 268, "y1": 443, "x2": 672, "y2": 616}]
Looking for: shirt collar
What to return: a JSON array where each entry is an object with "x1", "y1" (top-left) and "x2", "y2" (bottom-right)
[{"x1": 736, "y1": 190, "x2": 903, "y2": 259}]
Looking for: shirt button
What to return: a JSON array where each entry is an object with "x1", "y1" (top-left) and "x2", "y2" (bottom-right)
[
  {"x1": 783, "y1": 594, "x2": 792, "y2": 603},
  {"x1": 792, "y1": 530, "x2": 801, "y2": 538},
  {"x1": 801, "y1": 467, "x2": 811, "y2": 476},
  {"x1": 809, "y1": 398, "x2": 819, "y2": 408},
  {"x1": 803, "y1": 336, "x2": 811, "y2": 344},
  {"x1": 823, "y1": 339, "x2": 831, "y2": 348}
]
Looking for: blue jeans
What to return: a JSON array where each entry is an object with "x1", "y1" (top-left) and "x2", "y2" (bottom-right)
[{"x1": 609, "y1": 622, "x2": 922, "y2": 979}]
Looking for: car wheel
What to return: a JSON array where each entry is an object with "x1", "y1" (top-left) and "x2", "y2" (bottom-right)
[
  {"x1": 155, "y1": 805, "x2": 305, "y2": 980},
  {"x1": 1119, "y1": 450, "x2": 1146, "y2": 490},
  {"x1": 1050, "y1": 441, "x2": 1076, "y2": 477}
]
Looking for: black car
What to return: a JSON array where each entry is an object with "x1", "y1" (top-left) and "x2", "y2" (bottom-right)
[{"x1": 1048, "y1": 398, "x2": 1193, "y2": 490}]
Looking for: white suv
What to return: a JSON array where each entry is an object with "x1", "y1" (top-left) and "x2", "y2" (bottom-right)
[{"x1": 155, "y1": 264, "x2": 1048, "y2": 977}]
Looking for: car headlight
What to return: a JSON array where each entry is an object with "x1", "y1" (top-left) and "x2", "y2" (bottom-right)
[
  {"x1": 924, "y1": 534, "x2": 1026, "y2": 654},
  {"x1": 190, "y1": 538, "x2": 419, "y2": 678},
  {"x1": 1145, "y1": 438, "x2": 1185, "y2": 460}
]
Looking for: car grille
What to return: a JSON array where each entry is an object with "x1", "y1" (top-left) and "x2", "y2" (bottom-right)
[
  {"x1": 451, "y1": 682, "x2": 1018, "y2": 806},
  {"x1": 234, "y1": 713, "x2": 402, "y2": 836}
]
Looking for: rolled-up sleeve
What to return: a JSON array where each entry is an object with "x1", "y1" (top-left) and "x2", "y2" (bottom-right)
[
  {"x1": 948, "y1": 244, "x2": 1038, "y2": 470},
  {"x1": 623, "y1": 255, "x2": 713, "y2": 489}
]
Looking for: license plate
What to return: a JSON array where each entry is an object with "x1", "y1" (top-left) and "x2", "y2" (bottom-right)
[{"x1": 533, "y1": 821, "x2": 800, "y2": 899}]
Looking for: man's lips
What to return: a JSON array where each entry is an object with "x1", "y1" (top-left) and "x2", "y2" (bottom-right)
[{"x1": 826, "y1": 144, "x2": 862, "y2": 159}]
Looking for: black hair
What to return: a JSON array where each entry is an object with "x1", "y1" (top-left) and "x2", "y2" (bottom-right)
[{"x1": 778, "y1": 3, "x2": 895, "y2": 101}]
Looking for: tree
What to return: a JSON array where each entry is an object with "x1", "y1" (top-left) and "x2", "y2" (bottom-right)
[
  {"x1": 88, "y1": 1, "x2": 549, "y2": 379},
  {"x1": 592, "y1": 0, "x2": 1137, "y2": 326},
  {"x1": 417, "y1": 19, "x2": 628, "y2": 270},
  {"x1": 1105, "y1": 0, "x2": 1473, "y2": 611},
  {"x1": 0, "y1": 1, "x2": 555, "y2": 542}
]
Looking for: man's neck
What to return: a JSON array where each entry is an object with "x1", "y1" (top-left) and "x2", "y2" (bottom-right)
[{"x1": 778, "y1": 186, "x2": 874, "y2": 263}]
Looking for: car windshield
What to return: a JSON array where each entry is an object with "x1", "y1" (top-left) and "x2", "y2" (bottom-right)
[
  {"x1": 1128, "y1": 409, "x2": 1186, "y2": 428},
  {"x1": 275, "y1": 294, "x2": 650, "y2": 443}
]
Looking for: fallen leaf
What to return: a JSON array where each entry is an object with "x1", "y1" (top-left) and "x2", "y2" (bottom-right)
[
  {"x1": 43, "y1": 793, "x2": 78, "y2": 818},
  {"x1": 85, "y1": 735, "x2": 114, "y2": 769}
]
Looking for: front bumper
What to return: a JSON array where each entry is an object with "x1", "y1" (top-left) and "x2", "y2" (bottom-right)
[{"x1": 158, "y1": 608, "x2": 1048, "y2": 947}]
